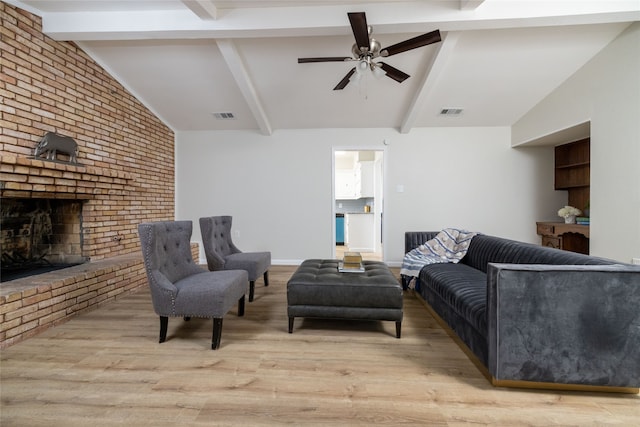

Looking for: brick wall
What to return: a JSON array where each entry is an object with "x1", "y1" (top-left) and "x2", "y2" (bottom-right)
[
  {"x1": 0, "y1": 3, "x2": 177, "y2": 347},
  {"x1": 1, "y1": 254, "x2": 147, "y2": 348},
  {"x1": 0, "y1": 2, "x2": 175, "y2": 259},
  {"x1": 0, "y1": 244, "x2": 200, "y2": 349}
]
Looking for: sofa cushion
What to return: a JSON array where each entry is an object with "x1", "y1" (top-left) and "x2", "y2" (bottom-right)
[
  {"x1": 462, "y1": 234, "x2": 613, "y2": 273},
  {"x1": 418, "y1": 262, "x2": 487, "y2": 336}
]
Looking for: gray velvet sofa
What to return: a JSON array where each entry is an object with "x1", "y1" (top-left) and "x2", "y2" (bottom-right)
[{"x1": 404, "y1": 231, "x2": 640, "y2": 393}]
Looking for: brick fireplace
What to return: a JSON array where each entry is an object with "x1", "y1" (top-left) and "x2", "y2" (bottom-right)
[
  {"x1": 1, "y1": 3, "x2": 177, "y2": 347},
  {"x1": 1, "y1": 156, "x2": 137, "y2": 261},
  {"x1": 1, "y1": 197, "x2": 86, "y2": 281}
]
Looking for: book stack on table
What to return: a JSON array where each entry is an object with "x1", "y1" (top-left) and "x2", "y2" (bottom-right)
[
  {"x1": 338, "y1": 252, "x2": 364, "y2": 273},
  {"x1": 576, "y1": 216, "x2": 590, "y2": 225}
]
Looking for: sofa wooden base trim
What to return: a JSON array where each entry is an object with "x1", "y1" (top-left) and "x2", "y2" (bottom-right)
[
  {"x1": 412, "y1": 291, "x2": 639, "y2": 395},
  {"x1": 491, "y1": 378, "x2": 638, "y2": 394}
]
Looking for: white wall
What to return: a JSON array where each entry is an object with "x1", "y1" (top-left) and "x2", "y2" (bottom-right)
[
  {"x1": 176, "y1": 25, "x2": 639, "y2": 266},
  {"x1": 176, "y1": 127, "x2": 561, "y2": 265},
  {"x1": 513, "y1": 23, "x2": 640, "y2": 262}
]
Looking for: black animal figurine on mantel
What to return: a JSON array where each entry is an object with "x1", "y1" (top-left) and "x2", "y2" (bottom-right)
[{"x1": 33, "y1": 132, "x2": 78, "y2": 164}]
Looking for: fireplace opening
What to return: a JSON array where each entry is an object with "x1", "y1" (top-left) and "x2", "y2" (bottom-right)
[{"x1": 1, "y1": 198, "x2": 87, "y2": 283}]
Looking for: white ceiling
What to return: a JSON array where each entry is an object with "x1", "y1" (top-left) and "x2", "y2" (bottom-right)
[{"x1": 7, "y1": 0, "x2": 640, "y2": 136}]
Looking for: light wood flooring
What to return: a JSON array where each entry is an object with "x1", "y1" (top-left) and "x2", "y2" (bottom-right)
[
  {"x1": 1, "y1": 265, "x2": 638, "y2": 426},
  {"x1": 336, "y1": 245, "x2": 382, "y2": 261}
]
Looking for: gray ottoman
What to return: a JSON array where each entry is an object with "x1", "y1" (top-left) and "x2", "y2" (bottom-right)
[{"x1": 287, "y1": 259, "x2": 403, "y2": 338}]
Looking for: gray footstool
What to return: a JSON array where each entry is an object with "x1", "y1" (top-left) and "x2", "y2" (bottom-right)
[{"x1": 287, "y1": 259, "x2": 403, "y2": 338}]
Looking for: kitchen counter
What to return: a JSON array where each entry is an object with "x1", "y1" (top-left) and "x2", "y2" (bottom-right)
[{"x1": 344, "y1": 212, "x2": 375, "y2": 251}]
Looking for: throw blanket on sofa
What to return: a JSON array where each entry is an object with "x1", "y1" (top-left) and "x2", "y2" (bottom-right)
[{"x1": 400, "y1": 228, "x2": 478, "y2": 287}]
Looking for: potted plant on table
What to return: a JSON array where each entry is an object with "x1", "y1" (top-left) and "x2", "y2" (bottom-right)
[{"x1": 558, "y1": 205, "x2": 581, "y2": 224}]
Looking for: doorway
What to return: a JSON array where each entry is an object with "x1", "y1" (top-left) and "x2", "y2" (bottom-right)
[{"x1": 333, "y1": 149, "x2": 384, "y2": 261}]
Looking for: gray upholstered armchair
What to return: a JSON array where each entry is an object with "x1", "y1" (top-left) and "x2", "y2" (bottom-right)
[
  {"x1": 138, "y1": 220, "x2": 249, "y2": 349},
  {"x1": 199, "y1": 216, "x2": 271, "y2": 302}
]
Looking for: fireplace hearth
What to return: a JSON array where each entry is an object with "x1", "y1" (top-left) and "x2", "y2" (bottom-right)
[{"x1": 1, "y1": 198, "x2": 87, "y2": 282}]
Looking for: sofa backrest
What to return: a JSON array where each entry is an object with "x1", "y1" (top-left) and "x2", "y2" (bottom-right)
[
  {"x1": 461, "y1": 234, "x2": 614, "y2": 273},
  {"x1": 404, "y1": 231, "x2": 439, "y2": 254}
]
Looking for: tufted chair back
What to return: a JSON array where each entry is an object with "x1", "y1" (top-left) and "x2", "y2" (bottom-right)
[
  {"x1": 199, "y1": 216, "x2": 240, "y2": 271},
  {"x1": 138, "y1": 221, "x2": 204, "y2": 315}
]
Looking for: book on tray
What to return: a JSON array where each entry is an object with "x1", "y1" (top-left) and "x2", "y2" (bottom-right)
[
  {"x1": 342, "y1": 262, "x2": 362, "y2": 269},
  {"x1": 343, "y1": 251, "x2": 362, "y2": 264}
]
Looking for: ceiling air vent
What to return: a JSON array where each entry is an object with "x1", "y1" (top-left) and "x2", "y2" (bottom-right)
[
  {"x1": 440, "y1": 108, "x2": 463, "y2": 115},
  {"x1": 212, "y1": 112, "x2": 235, "y2": 120}
]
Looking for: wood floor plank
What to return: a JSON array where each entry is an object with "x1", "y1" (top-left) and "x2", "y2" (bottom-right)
[{"x1": 1, "y1": 265, "x2": 638, "y2": 426}]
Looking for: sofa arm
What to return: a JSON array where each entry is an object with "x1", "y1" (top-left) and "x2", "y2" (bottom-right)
[
  {"x1": 404, "y1": 231, "x2": 438, "y2": 253},
  {"x1": 486, "y1": 263, "x2": 640, "y2": 388}
]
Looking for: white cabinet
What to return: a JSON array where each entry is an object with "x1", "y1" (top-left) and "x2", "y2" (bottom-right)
[
  {"x1": 335, "y1": 170, "x2": 357, "y2": 199},
  {"x1": 358, "y1": 161, "x2": 374, "y2": 198},
  {"x1": 336, "y1": 161, "x2": 373, "y2": 199},
  {"x1": 345, "y1": 213, "x2": 374, "y2": 252}
]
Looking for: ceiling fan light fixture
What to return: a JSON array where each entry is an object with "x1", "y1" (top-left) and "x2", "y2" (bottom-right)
[
  {"x1": 354, "y1": 59, "x2": 369, "y2": 75},
  {"x1": 372, "y1": 64, "x2": 386, "y2": 79}
]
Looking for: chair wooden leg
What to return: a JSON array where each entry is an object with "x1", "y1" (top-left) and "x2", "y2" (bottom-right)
[
  {"x1": 212, "y1": 318, "x2": 223, "y2": 350},
  {"x1": 263, "y1": 271, "x2": 269, "y2": 287},
  {"x1": 238, "y1": 295, "x2": 245, "y2": 317},
  {"x1": 288, "y1": 316, "x2": 294, "y2": 333},
  {"x1": 159, "y1": 316, "x2": 168, "y2": 343},
  {"x1": 184, "y1": 316, "x2": 191, "y2": 321},
  {"x1": 249, "y1": 280, "x2": 255, "y2": 302},
  {"x1": 396, "y1": 321, "x2": 402, "y2": 339}
]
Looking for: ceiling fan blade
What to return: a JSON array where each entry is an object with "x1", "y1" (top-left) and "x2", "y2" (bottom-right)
[
  {"x1": 348, "y1": 12, "x2": 370, "y2": 53},
  {"x1": 298, "y1": 57, "x2": 351, "y2": 63},
  {"x1": 378, "y1": 62, "x2": 410, "y2": 83},
  {"x1": 380, "y1": 29, "x2": 441, "y2": 57},
  {"x1": 333, "y1": 68, "x2": 356, "y2": 90}
]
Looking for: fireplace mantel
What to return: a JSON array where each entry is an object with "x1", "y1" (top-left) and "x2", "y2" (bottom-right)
[{"x1": 1, "y1": 155, "x2": 132, "y2": 199}]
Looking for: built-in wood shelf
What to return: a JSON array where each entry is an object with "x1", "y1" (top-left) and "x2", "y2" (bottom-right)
[
  {"x1": 536, "y1": 222, "x2": 589, "y2": 254},
  {"x1": 556, "y1": 161, "x2": 590, "y2": 169},
  {"x1": 554, "y1": 138, "x2": 590, "y2": 214}
]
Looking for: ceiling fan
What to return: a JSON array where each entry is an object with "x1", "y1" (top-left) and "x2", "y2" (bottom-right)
[{"x1": 298, "y1": 12, "x2": 441, "y2": 90}]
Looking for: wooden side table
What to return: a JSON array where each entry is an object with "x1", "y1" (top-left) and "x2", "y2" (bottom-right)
[{"x1": 536, "y1": 222, "x2": 589, "y2": 254}]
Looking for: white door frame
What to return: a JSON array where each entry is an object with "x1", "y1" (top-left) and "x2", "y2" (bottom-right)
[{"x1": 331, "y1": 146, "x2": 386, "y2": 260}]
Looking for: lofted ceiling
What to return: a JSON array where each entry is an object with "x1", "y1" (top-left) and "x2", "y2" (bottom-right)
[{"x1": 6, "y1": 0, "x2": 639, "y2": 136}]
